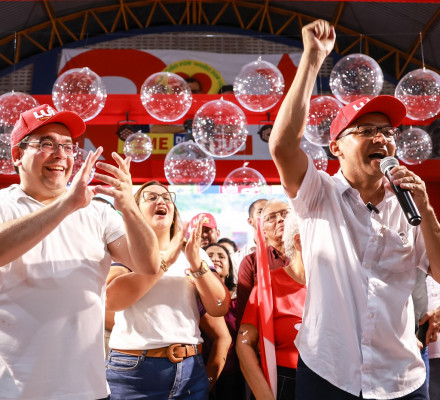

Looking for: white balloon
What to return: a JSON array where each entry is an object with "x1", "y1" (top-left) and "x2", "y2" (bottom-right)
[
  {"x1": 0, "y1": 91, "x2": 39, "y2": 129},
  {"x1": 192, "y1": 99, "x2": 247, "y2": 158},
  {"x1": 141, "y1": 72, "x2": 192, "y2": 122},
  {"x1": 234, "y1": 57, "x2": 284, "y2": 112},
  {"x1": 300, "y1": 139, "x2": 328, "y2": 171},
  {"x1": 304, "y1": 96, "x2": 343, "y2": 146},
  {"x1": 330, "y1": 53, "x2": 383, "y2": 105},
  {"x1": 52, "y1": 67, "x2": 107, "y2": 122},
  {"x1": 395, "y1": 68, "x2": 440, "y2": 121},
  {"x1": 223, "y1": 162, "x2": 267, "y2": 194},
  {"x1": 123, "y1": 131, "x2": 153, "y2": 163},
  {"x1": 164, "y1": 140, "x2": 216, "y2": 192},
  {"x1": 396, "y1": 127, "x2": 432, "y2": 165}
]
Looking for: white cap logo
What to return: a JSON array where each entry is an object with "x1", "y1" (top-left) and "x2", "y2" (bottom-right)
[
  {"x1": 33, "y1": 106, "x2": 56, "y2": 121},
  {"x1": 352, "y1": 97, "x2": 370, "y2": 112}
]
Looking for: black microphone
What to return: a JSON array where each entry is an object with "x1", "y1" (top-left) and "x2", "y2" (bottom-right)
[
  {"x1": 366, "y1": 202, "x2": 379, "y2": 214},
  {"x1": 380, "y1": 156, "x2": 422, "y2": 226}
]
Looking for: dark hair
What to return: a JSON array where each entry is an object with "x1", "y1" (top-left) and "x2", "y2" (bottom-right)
[
  {"x1": 134, "y1": 180, "x2": 180, "y2": 239},
  {"x1": 203, "y1": 243, "x2": 235, "y2": 291},
  {"x1": 218, "y1": 85, "x2": 234, "y2": 94},
  {"x1": 217, "y1": 237, "x2": 238, "y2": 253},
  {"x1": 248, "y1": 198, "x2": 268, "y2": 217}
]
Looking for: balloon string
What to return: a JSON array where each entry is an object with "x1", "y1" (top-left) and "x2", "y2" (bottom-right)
[
  {"x1": 13, "y1": 31, "x2": 17, "y2": 92},
  {"x1": 419, "y1": 32, "x2": 425, "y2": 71},
  {"x1": 360, "y1": 34, "x2": 363, "y2": 54}
]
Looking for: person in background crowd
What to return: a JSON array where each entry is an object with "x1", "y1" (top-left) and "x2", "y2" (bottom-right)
[
  {"x1": 269, "y1": 19, "x2": 440, "y2": 399},
  {"x1": 236, "y1": 199, "x2": 290, "y2": 326},
  {"x1": 191, "y1": 212, "x2": 221, "y2": 249},
  {"x1": 218, "y1": 85, "x2": 234, "y2": 94},
  {"x1": 204, "y1": 243, "x2": 246, "y2": 400},
  {"x1": 218, "y1": 237, "x2": 238, "y2": 255},
  {"x1": 0, "y1": 104, "x2": 161, "y2": 400},
  {"x1": 236, "y1": 212, "x2": 306, "y2": 400},
  {"x1": 105, "y1": 181, "x2": 230, "y2": 400},
  {"x1": 186, "y1": 77, "x2": 203, "y2": 94},
  {"x1": 230, "y1": 199, "x2": 268, "y2": 283}
]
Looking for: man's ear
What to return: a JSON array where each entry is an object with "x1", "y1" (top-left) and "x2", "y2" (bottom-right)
[
  {"x1": 11, "y1": 145, "x2": 23, "y2": 167},
  {"x1": 293, "y1": 233, "x2": 302, "y2": 252},
  {"x1": 329, "y1": 139, "x2": 343, "y2": 157},
  {"x1": 247, "y1": 217, "x2": 253, "y2": 227}
]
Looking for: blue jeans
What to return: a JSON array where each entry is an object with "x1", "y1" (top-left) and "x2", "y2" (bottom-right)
[
  {"x1": 296, "y1": 356, "x2": 429, "y2": 400},
  {"x1": 106, "y1": 350, "x2": 209, "y2": 399},
  {"x1": 420, "y1": 346, "x2": 429, "y2": 391}
]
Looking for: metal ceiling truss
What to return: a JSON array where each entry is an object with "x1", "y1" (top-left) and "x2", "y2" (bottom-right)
[{"x1": 0, "y1": 0, "x2": 437, "y2": 80}]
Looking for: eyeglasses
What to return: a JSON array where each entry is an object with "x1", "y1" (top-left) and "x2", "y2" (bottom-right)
[
  {"x1": 21, "y1": 139, "x2": 79, "y2": 157},
  {"x1": 142, "y1": 191, "x2": 176, "y2": 203},
  {"x1": 263, "y1": 209, "x2": 290, "y2": 224},
  {"x1": 337, "y1": 125, "x2": 400, "y2": 141}
]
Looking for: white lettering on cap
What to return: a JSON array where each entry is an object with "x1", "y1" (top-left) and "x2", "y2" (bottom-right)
[
  {"x1": 33, "y1": 106, "x2": 56, "y2": 121},
  {"x1": 352, "y1": 97, "x2": 370, "y2": 112}
]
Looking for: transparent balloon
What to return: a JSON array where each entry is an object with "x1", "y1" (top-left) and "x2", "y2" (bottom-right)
[
  {"x1": 123, "y1": 131, "x2": 153, "y2": 163},
  {"x1": 141, "y1": 72, "x2": 192, "y2": 122},
  {"x1": 233, "y1": 57, "x2": 284, "y2": 112},
  {"x1": 52, "y1": 67, "x2": 107, "y2": 122},
  {"x1": 0, "y1": 135, "x2": 15, "y2": 175},
  {"x1": 67, "y1": 148, "x2": 95, "y2": 186},
  {"x1": 164, "y1": 140, "x2": 216, "y2": 192},
  {"x1": 396, "y1": 127, "x2": 432, "y2": 165},
  {"x1": 395, "y1": 68, "x2": 440, "y2": 121},
  {"x1": 222, "y1": 162, "x2": 267, "y2": 194},
  {"x1": 192, "y1": 99, "x2": 247, "y2": 158},
  {"x1": 300, "y1": 139, "x2": 328, "y2": 171},
  {"x1": 304, "y1": 96, "x2": 343, "y2": 146},
  {"x1": 0, "y1": 91, "x2": 39, "y2": 131},
  {"x1": 330, "y1": 53, "x2": 384, "y2": 105}
]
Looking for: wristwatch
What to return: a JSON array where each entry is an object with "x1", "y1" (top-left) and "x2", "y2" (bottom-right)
[{"x1": 191, "y1": 260, "x2": 210, "y2": 278}]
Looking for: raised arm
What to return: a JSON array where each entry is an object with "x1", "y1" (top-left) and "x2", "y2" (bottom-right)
[
  {"x1": 269, "y1": 20, "x2": 335, "y2": 198},
  {"x1": 0, "y1": 148, "x2": 103, "y2": 267},
  {"x1": 95, "y1": 152, "x2": 160, "y2": 275},
  {"x1": 185, "y1": 215, "x2": 231, "y2": 317}
]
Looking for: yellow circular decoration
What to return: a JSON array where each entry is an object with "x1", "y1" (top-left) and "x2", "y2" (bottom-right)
[{"x1": 164, "y1": 60, "x2": 225, "y2": 94}]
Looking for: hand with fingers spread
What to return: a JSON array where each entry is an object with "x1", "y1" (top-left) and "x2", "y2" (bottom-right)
[{"x1": 94, "y1": 152, "x2": 137, "y2": 212}]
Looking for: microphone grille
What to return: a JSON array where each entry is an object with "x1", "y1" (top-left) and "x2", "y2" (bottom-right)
[{"x1": 380, "y1": 156, "x2": 399, "y2": 174}]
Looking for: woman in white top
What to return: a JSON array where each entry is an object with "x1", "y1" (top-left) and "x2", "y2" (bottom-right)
[{"x1": 105, "y1": 180, "x2": 230, "y2": 400}]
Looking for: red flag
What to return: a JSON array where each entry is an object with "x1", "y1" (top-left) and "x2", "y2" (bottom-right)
[{"x1": 256, "y1": 219, "x2": 277, "y2": 398}]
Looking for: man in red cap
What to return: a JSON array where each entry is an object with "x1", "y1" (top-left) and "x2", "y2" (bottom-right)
[
  {"x1": 0, "y1": 104, "x2": 162, "y2": 400},
  {"x1": 190, "y1": 212, "x2": 220, "y2": 248},
  {"x1": 269, "y1": 20, "x2": 440, "y2": 400}
]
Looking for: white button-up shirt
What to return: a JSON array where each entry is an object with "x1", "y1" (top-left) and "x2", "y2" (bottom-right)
[{"x1": 290, "y1": 156, "x2": 428, "y2": 399}]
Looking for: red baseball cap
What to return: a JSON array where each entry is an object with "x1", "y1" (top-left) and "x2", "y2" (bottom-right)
[
  {"x1": 11, "y1": 104, "x2": 86, "y2": 146},
  {"x1": 190, "y1": 212, "x2": 217, "y2": 229},
  {"x1": 329, "y1": 96, "x2": 407, "y2": 140}
]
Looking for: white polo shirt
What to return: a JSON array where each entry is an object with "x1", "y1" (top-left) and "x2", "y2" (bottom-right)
[
  {"x1": 0, "y1": 185, "x2": 125, "y2": 400},
  {"x1": 291, "y1": 156, "x2": 428, "y2": 399}
]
